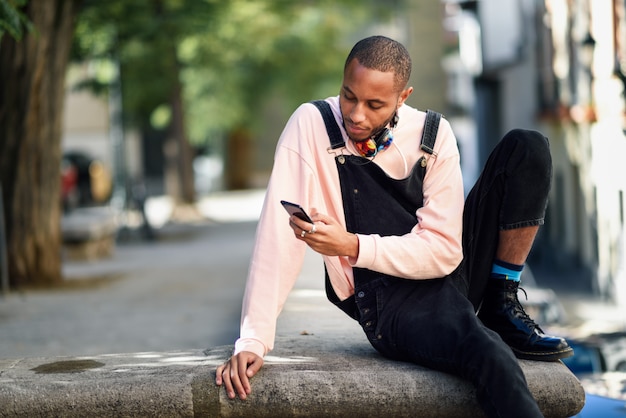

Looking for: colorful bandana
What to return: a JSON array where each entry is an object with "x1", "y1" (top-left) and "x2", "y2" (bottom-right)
[{"x1": 353, "y1": 131, "x2": 394, "y2": 158}]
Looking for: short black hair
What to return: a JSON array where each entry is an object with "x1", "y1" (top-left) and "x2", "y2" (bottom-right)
[{"x1": 344, "y1": 35, "x2": 412, "y2": 91}]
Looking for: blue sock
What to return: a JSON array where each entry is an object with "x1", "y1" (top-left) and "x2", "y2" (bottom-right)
[{"x1": 490, "y1": 259, "x2": 523, "y2": 282}]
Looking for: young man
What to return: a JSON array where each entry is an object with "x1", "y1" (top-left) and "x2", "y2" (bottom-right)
[{"x1": 216, "y1": 35, "x2": 572, "y2": 417}]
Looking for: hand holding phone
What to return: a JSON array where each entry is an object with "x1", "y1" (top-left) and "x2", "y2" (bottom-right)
[{"x1": 280, "y1": 200, "x2": 313, "y2": 224}]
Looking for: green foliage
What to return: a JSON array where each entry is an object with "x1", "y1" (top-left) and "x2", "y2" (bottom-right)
[
  {"x1": 0, "y1": 0, "x2": 32, "y2": 41},
  {"x1": 72, "y1": 0, "x2": 221, "y2": 129},
  {"x1": 72, "y1": 0, "x2": 387, "y2": 148},
  {"x1": 181, "y1": 0, "x2": 368, "y2": 144}
]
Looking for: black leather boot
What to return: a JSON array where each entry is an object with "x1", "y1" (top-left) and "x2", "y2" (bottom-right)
[{"x1": 478, "y1": 279, "x2": 573, "y2": 361}]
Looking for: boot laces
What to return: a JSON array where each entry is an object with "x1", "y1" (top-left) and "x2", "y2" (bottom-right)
[{"x1": 510, "y1": 286, "x2": 543, "y2": 333}]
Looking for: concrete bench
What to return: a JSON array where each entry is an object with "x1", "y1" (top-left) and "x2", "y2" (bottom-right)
[
  {"x1": 61, "y1": 207, "x2": 118, "y2": 261},
  {"x1": 0, "y1": 335, "x2": 585, "y2": 417}
]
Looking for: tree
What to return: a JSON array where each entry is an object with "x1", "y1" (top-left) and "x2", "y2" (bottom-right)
[
  {"x1": 0, "y1": 0, "x2": 81, "y2": 287},
  {"x1": 72, "y1": 0, "x2": 382, "y2": 191},
  {"x1": 72, "y1": 0, "x2": 225, "y2": 203},
  {"x1": 0, "y1": 0, "x2": 396, "y2": 288},
  {"x1": 180, "y1": 1, "x2": 361, "y2": 189}
]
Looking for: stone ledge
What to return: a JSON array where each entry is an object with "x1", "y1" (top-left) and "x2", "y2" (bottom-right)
[{"x1": 0, "y1": 336, "x2": 585, "y2": 418}]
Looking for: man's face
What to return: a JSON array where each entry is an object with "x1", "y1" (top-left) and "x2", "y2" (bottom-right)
[{"x1": 339, "y1": 59, "x2": 411, "y2": 142}]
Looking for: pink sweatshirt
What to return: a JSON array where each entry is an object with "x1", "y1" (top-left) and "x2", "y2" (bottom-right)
[{"x1": 234, "y1": 96, "x2": 464, "y2": 358}]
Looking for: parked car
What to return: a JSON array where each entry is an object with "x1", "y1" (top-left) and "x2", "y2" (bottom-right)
[
  {"x1": 61, "y1": 156, "x2": 79, "y2": 212},
  {"x1": 61, "y1": 151, "x2": 112, "y2": 211},
  {"x1": 563, "y1": 333, "x2": 626, "y2": 375}
]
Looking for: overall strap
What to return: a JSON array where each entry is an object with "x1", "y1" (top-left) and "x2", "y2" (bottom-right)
[
  {"x1": 310, "y1": 101, "x2": 444, "y2": 320},
  {"x1": 420, "y1": 110, "x2": 442, "y2": 155},
  {"x1": 310, "y1": 100, "x2": 345, "y2": 150},
  {"x1": 311, "y1": 100, "x2": 442, "y2": 159}
]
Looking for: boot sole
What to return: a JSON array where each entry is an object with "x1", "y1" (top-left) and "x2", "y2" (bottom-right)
[{"x1": 511, "y1": 346, "x2": 574, "y2": 362}]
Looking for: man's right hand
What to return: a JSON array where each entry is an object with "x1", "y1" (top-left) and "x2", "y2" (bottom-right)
[{"x1": 215, "y1": 351, "x2": 264, "y2": 400}]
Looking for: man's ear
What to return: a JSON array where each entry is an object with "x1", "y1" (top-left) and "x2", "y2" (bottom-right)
[{"x1": 397, "y1": 86, "x2": 413, "y2": 108}]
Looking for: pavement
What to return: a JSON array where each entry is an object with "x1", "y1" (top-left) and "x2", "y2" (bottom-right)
[
  {"x1": 0, "y1": 189, "x2": 359, "y2": 360},
  {"x1": 0, "y1": 189, "x2": 624, "y2": 361}
]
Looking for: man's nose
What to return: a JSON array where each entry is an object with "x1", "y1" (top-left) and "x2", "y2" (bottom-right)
[{"x1": 350, "y1": 103, "x2": 366, "y2": 123}]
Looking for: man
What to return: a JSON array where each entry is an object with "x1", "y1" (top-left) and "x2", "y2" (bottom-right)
[{"x1": 216, "y1": 35, "x2": 572, "y2": 417}]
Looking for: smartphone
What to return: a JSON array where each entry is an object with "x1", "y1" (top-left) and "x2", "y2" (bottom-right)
[{"x1": 280, "y1": 200, "x2": 314, "y2": 223}]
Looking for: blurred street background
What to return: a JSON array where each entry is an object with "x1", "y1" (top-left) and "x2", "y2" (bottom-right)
[
  {"x1": 0, "y1": 192, "x2": 261, "y2": 358},
  {"x1": 2, "y1": 1, "x2": 626, "y2": 413},
  {"x1": 0, "y1": 189, "x2": 356, "y2": 358}
]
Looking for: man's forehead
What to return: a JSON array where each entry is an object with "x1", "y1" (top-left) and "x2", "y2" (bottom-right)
[{"x1": 342, "y1": 66, "x2": 397, "y2": 101}]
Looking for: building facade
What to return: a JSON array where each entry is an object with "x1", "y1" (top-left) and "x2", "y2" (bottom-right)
[{"x1": 444, "y1": 0, "x2": 626, "y2": 303}]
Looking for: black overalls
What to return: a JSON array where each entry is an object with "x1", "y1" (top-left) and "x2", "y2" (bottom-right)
[{"x1": 311, "y1": 101, "x2": 544, "y2": 418}]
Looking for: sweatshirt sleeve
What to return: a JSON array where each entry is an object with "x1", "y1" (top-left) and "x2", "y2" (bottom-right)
[
  {"x1": 350, "y1": 117, "x2": 464, "y2": 279},
  {"x1": 233, "y1": 104, "x2": 325, "y2": 358}
]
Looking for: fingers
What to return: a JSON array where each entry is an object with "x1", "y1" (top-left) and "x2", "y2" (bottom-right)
[
  {"x1": 246, "y1": 355, "x2": 264, "y2": 378},
  {"x1": 291, "y1": 218, "x2": 317, "y2": 239},
  {"x1": 288, "y1": 219, "x2": 310, "y2": 237},
  {"x1": 287, "y1": 208, "x2": 327, "y2": 239},
  {"x1": 215, "y1": 352, "x2": 264, "y2": 401},
  {"x1": 215, "y1": 357, "x2": 242, "y2": 399},
  {"x1": 230, "y1": 356, "x2": 247, "y2": 399},
  {"x1": 312, "y1": 212, "x2": 334, "y2": 225},
  {"x1": 215, "y1": 363, "x2": 225, "y2": 385}
]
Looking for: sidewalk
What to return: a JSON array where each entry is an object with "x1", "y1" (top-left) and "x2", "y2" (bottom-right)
[{"x1": 0, "y1": 189, "x2": 360, "y2": 360}]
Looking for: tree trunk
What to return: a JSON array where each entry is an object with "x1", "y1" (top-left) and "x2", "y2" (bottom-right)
[
  {"x1": 170, "y1": 72, "x2": 195, "y2": 203},
  {"x1": 0, "y1": 0, "x2": 80, "y2": 287},
  {"x1": 161, "y1": 37, "x2": 195, "y2": 204},
  {"x1": 224, "y1": 127, "x2": 253, "y2": 190}
]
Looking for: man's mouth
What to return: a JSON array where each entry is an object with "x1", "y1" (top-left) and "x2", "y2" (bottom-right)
[{"x1": 344, "y1": 121, "x2": 369, "y2": 139}]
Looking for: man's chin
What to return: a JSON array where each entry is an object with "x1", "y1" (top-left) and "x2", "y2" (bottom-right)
[
  {"x1": 347, "y1": 135, "x2": 370, "y2": 143},
  {"x1": 344, "y1": 123, "x2": 372, "y2": 142}
]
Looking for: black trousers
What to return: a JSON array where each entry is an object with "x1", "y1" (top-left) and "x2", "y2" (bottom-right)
[{"x1": 462, "y1": 129, "x2": 552, "y2": 309}]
